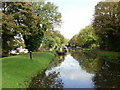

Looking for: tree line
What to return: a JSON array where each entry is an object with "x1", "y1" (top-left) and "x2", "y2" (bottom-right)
[
  {"x1": 69, "y1": 25, "x2": 98, "y2": 48},
  {"x1": 2, "y1": 2, "x2": 65, "y2": 57},
  {"x1": 70, "y1": 1, "x2": 120, "y2": 52},
  {"x1": 41, "y1": 30, "x2": 68, "y2": 49}
]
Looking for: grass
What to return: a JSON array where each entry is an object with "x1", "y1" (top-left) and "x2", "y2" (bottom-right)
[
  {"x1": 97, "y1": 51, "x2": 120, "y2": 63},
  {"x1": 2, "y1": 52, "x2": 54, "y2": 88}
]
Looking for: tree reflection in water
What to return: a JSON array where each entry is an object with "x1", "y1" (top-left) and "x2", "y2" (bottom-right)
[
  {"x1": 71, "y1": 49, "x2": 120, "y2": 88},
  {"x1": 29, "y1": 54, "x2": 66, "y2": 89},
  {"x1": 29, "y1": 49, "x2": 120, "y2": 88},
  {"x1": 29, "y1": 71, "x2": 64, "y2": 88},
  {"x1": 71, "y1": 50, "x2": 102, "y2": 73},
  {"x1": 93, "y1": 62, "x2": 120, "y2": 88}
]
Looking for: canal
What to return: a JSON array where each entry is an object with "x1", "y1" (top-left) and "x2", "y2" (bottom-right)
[{"x1": 29, "y1": 49, "x2": 120, "y2": 88}]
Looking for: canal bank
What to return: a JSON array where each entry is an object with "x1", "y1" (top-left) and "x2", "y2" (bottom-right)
[
  {"x1": 2, "y1": 52, "x2": 54, "y2": 88},
  {"x1": 29, "y1": 49, "x2": 120, "y2": 88}
]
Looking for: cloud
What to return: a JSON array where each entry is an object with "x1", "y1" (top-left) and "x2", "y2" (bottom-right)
[
  {"x1": 47, "y1": 0, "x2": 102, "y2": 39},
  {"x1": 60, "y1": 6, "x2": 95, "y2": 39}
]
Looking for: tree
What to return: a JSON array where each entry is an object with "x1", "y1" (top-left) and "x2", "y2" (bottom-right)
[
  {"x1": 2, "y1": 12, "x2": 17, "y2": 56},
  {"x1": 2, "y1": 2, "x2": 37, "y2": 56},
  {"x1": 2, "y1": 2, "x2": 62, "y2": 56},
  {"x1": 77, "y1": 26, "x2": 98, "y2": 48},
  {"x1": 40, "y1": 30, "x2": 67, "y2": 49},
  {"x1": 92, "y1": 2, "x2": 120, "y2": 51},
  {"x1": 69, "y1": 25, "x2": 98, "y2": 48},
  {"x1": 24, "y1": 2, "x2": 62, "y2": 52},
  {"x1": 69, "y1": 34, "x2": 79, "y2": 47}
]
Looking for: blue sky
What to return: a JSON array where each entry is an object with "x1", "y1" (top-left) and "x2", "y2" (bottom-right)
[{"x1": 46, "y1": 0, "x2": 102, "y2": 39}]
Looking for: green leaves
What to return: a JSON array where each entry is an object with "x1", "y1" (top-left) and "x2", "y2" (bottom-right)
[
  {"x1": 33, "y1": 2, "x2": 62, "y2": 30},
  {"x1": 93, "y1": 2, "x2": 120, "y2": 51},
  {"x1": 41, "y1": 30, "x2": 68, "y2": 49},
  {"x1": 70, "y1": 25, "x2": 98, "y2": 48},
  {"x1": 2, "y1": 1, "x2": 62, "y2": 55},
  {"x1": 2, "y1": 2, "x2": 36, "y2": 56},
  {"x1": 23, "y1": 2, "x2": 62, "y2": 51}
]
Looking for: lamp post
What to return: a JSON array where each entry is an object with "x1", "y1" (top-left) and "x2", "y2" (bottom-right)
[{"x1": 30, "y1": 51, "x2": 32, "y2": 60}]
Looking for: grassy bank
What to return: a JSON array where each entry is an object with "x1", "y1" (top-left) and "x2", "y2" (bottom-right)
[
  {"x1": 2, "y1": 52, "x2": 54, "y2": 88},
  {"x1": 79, "y1": 48, "x2": 120, "y2": 63}
]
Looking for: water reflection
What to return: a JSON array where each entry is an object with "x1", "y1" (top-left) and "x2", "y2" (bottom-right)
[
  {"x1": 29, "y1": 49, "x2": 120, "y2": 88},
  {"x1": 29, "y1": 71, "x2": 64, "y2": 88},
  {"x1": 71, "y1": 50, "x2": 120, "y2": 88},
  {"x1": 29, "y1": 54, "x2": 95, "y2": 88},
  {"x1": 46, "y1": 55, "x2": 94, "y2": 88},
  {"x1": 71, "y1": 51, "x2": 102, "y2": 73},
  {"x1": 93, "y1": 62, "x2": 120, "y2": 88},
  {"x1": 58, "y1": 55, "x2": 65, "y2": 61}
]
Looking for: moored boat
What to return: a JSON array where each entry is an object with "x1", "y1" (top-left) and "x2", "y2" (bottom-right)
[{"x1": 57, "y1": 46, "x2": 67, "y2": 55}]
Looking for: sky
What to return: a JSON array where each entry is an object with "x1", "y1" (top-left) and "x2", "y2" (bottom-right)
[{"x1": 46, "y1": 0, "x2": 103, "y2": 39}]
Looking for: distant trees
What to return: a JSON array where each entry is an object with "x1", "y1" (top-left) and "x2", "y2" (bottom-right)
[
  {"x1": 69, "y1": 34, "x2": 79, "y2": 47},
  {"x1": 2, "y1": 2, "x2": 62, "y2": 56},
  {"x1": 41, "y1": 30, "x2": 68, "y2": 49},
  {"x1": 92, "y1": 2, "x2": 120, "y2": 51},
  {"x1": 70, "y1": 1, "x2": 120, "y2": 52},
  {"x1": 69, "y1": 25, "x2": 98, "y2": 48},
  {"x1": 78, "y1": 26, "x2": 98, "y2": 48}
]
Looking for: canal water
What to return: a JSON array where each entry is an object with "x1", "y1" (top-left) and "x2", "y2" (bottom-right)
[{"x1": 29, "y1": 50, "x2": 120, "y2": 88}]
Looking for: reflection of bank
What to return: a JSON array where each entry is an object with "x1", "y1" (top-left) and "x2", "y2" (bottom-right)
[
  {"x1": 29, "y1": 71, "x2": 64, "y2": 88},
  {"x1": 71, "y1": 50, "x2": 120, "y2": 88}
]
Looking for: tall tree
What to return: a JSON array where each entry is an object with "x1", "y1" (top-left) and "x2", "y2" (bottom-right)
[
  {"x1": 2, "y1": 2, "x2": 62, "y2": 56},
  {"x1": 23, "y1": 2, "x2": 62, "y2": 52},
  {"x1": 2, "y1": 2, "x2": 38, "y2": 56},
  {"x1": 2, "y1": 12, "x2": 17, "y2": 56},
  {"x1": 92, "y1": 2, "x2": 120, "y2": 51}
]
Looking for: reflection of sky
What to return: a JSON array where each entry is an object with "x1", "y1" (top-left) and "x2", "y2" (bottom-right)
[{"x1": 46, "y1": 55, "x2": 95, "y2": 88}]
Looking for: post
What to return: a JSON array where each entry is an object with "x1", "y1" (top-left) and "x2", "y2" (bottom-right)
[{"x1": 30, "y1": 51, "x2": 32, "y2": 60}]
